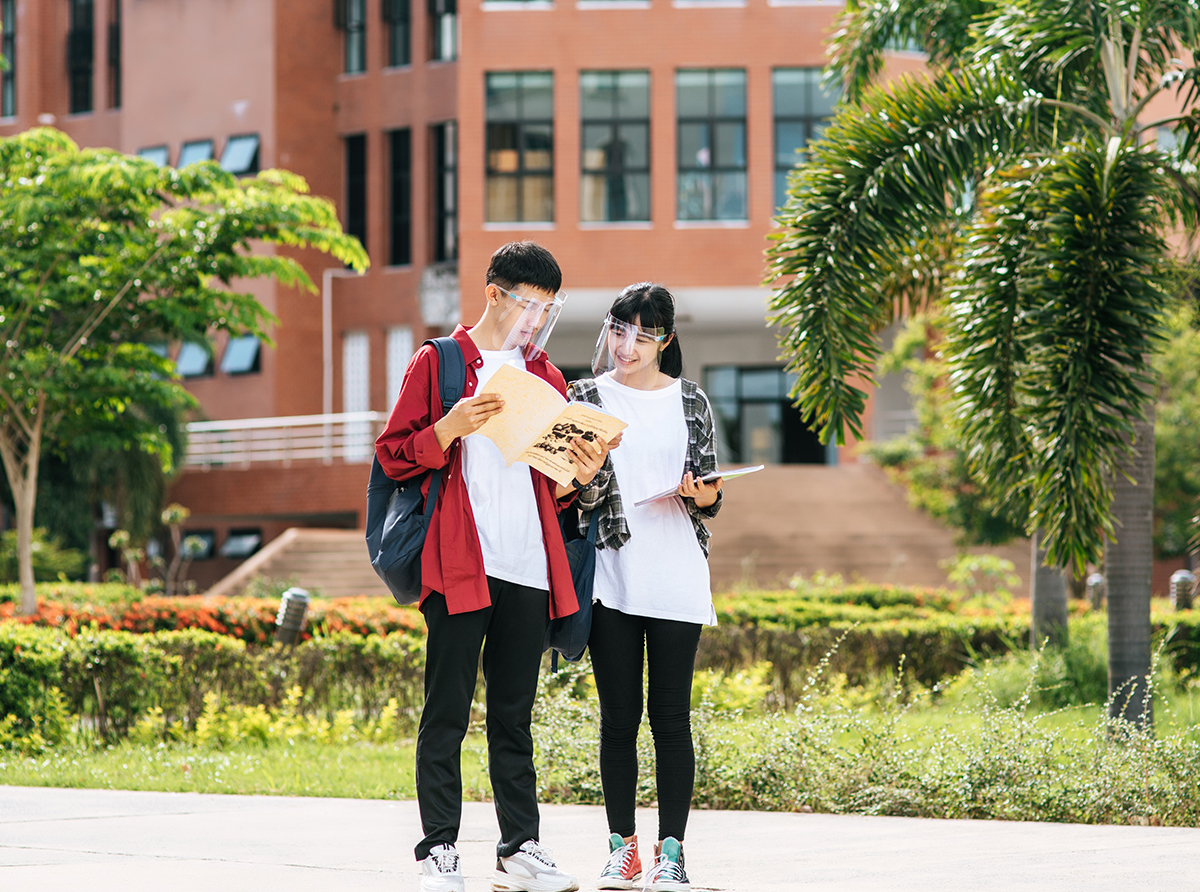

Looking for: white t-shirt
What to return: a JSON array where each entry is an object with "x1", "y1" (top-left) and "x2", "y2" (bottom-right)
[
  {"x1": 460, "y1": 348, "x2": 549, "y2": 590},
  {"x1": 592, "y1": 374, "x2": 716, "y2": 625}
]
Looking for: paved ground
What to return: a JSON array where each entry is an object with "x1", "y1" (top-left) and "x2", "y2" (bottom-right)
[{"x1": 3, "y1": 785, "x2": 1200, "y2": 891}]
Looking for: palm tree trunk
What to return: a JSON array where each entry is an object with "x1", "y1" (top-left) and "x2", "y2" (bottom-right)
[
  {"x1": 1030, "y1": 530, "x2": 1068, "y2": 648},
  {"x1": 1105, "y1": 409, "x2": 1155, "y2": 726}
]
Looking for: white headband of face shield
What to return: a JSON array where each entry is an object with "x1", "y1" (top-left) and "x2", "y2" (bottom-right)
[
  {"x1": 493, "y1": 284, "x2": 568, "y2": 360},
  {"x1": 591, "y1": 314, "x2": 669, "y2": 377}
]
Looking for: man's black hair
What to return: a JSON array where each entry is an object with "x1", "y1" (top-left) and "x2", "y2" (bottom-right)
[{"x1": 486, "y1": 241, "x2": 563, "y2": 294}]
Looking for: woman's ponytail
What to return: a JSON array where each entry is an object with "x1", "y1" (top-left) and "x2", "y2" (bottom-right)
[{"x1": 609, "y1": 282, "x2": 684, "y2": 378}]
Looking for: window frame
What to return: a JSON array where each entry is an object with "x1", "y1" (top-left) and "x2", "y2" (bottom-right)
[
  {"x1": 2, "y1": 0, "x2": 16, "y2": 118},
  {"x1": 675, "y1": 68, "x2": 748, "y2": 222},
  {"x1": 772, "y1": 67, "x2": 839, "y2": 210},
  {"x1": 67, "y1": 0, "x2": 95, "y2": 115},
  {"x1": 429, "y1": 0, "x2": 457, "y2": 62},
  {"x1": 336, "y1": 0, "x2": 367, "y2": 74},
  {"x1": 220, "y1": 134, "x2": 261, "y2": 175},
  {"x1": 432, "y1": 121, "x2": 458, "y2": 261},
  {"x1": 107, "y1": 0, "x2": 121, "y2": 109},
  {"x1": 344, "y1": 133, "x2": 368, "y2": 255},
  {"x1": 389, "y1": 128, "x2": 412, "y2": 266},
  {"x1": 485, "y1": 71, "x2": 555, "y2": 224},
  {"x1": 219, "y1": 335, "x2": 262, "y2": 376},
  {"x1": 383, "y1": 0, "x2": 411, "y2": 67},
  {"x1": 579, "y1": 70, "x2": 651, "y2": 223}
]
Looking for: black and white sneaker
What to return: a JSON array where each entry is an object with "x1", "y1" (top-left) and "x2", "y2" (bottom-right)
[
  {"x1": 421, "y1": 843, "x2": 466, "y2": 892},
  {"x1": 493, "y1": 840, "x2": 579, "y2": 892}
]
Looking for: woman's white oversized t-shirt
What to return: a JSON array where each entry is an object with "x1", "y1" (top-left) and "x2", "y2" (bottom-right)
[
  {"x1": 592, "y1": 374, "x2": 716, "y2": 625},
  {"x1": 460, "y1": 348, "x2": 549, "y2": 590}
]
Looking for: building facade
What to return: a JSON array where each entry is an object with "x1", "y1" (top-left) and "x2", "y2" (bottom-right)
[{"x1": 2, "y1": 0, "x2": 913, "y2": 586}]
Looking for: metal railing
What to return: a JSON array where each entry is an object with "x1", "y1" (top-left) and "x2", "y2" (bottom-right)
[{"x1": 185, "y1": 411, "x2": 387, "y2": 468}]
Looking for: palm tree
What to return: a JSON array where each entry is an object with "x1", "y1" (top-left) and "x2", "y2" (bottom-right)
[{"x1": 767, "y1": 0, "x2": 1200, "y2": 724}]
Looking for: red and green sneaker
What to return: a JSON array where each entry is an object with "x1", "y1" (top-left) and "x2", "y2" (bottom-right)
[
  {"x1": 597, "y1": 834, "x2": 642, "y2": 890},
  {"x1": 644, "y1": 837, "x2": 690, "y2": 892}
]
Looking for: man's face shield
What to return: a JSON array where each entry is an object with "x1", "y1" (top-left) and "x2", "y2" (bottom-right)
[
  {"x1": 493, "y1": 284, "x2": 567, "y2": 360},
  {"x1": 591, "y1": 314, "x2": 668, "y2": 377}
]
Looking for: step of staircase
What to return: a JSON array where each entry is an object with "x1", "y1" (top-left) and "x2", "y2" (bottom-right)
[
  {"x1": 204, "y1": 465, "x2": 1033, "y2": 600},
  {"x1": 705, "y1": 464, "x2": 1031, "y2": 596}
]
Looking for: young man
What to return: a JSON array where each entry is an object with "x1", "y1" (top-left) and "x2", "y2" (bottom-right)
[{"x1": 376, "y1": 242, "x2": 610, "y2": 892}]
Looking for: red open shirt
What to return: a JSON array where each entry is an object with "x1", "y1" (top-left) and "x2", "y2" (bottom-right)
[{"x1": 374, "y1": 325, "x2": 579, "y2": 618}]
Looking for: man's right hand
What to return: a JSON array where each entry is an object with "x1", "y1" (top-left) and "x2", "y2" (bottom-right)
[{"x1": 434, "y1": 394, "x2": 505, "y2": 451}]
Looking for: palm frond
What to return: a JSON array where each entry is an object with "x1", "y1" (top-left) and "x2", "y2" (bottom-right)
[
  {"x1": 828, "y1": 0, "x2": 992, "y2": 103},
  {"x1": 1019, "y1": 140, "x2": 1172, "y2": 571},
  {"x1": 766, "y1": 67, "x2": 1044, "y2": 444}
]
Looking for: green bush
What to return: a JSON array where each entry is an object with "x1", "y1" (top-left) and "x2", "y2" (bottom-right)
[
  {"x1": 0, "y1": 529, "x2": 87, "y2": 583},
  {"x1": 0, "y1": 625, "x2": 68, "y2": 739}
]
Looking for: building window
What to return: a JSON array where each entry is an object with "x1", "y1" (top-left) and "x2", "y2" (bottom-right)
[
  {"x1": 67, "y1": 0, "x2": 95, "y2": 114},
  {"x1": 220, "y1": 134, "x2": 260, "y2": 175},
  {"x1": 486, "y1": 72, "x2": 553, "y2": 223},
  {"x1": 773, "y1": 68, "x2": 839, "y2": 209},
  {"x1": 387, "y1": 326, "x2": 414, "y2": 403},
  {"x1": 580, "y1": 71, "x2": 650, "y2": 223},
  {"x1": 107, "y1": 0, "x2": 121, "y2": 109},
  {"x1": 389, "y1": 129, "x2": 411, "y2": 266},
  {"x1": 176, "y1": 342, "x2": 212, "y2": 378},
  {"x1": 343, "y1": 330, "x2": 371, "y2": 461},
  {"x1": 220, "y1": 335, "x2": 261, "y2": 375},
  {"x1": 183, "y1": 530, "x2": 216, "y2": 561},
  {"x1": 336, "y1": 0, "x2": 367, "y2": 74},
  {"x1": 345, "y1": 134, "x2": 368, "y2": 254},
  {"x1": 2, "y1": 0, "x2": 16, "y2": 118},
  {"x1": 429, "y1": 0, "x2": 456, "y2": 62},
  {"x1": 703, "y1": 366, "x2": 829, "y2": 465},
  {"x1": 676, "y1": 69, "x2": 746, "y2": 222},
  {"x1": 384, "y1": 0, "x2": 410, "y2": 67},
  {"x1": 179, "y1": 140, "x2": 214, "y2": 167},
  {"x1": 137, "y1": 146, "x2": 170, "y2": 166},
  {"x1": 219, "y1": 529, "x2": 262, "y2": 559},
  {"x1": 432, "y1": 121, "x2": 458, "y2": 261}
]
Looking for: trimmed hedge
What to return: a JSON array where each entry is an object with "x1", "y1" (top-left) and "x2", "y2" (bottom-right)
[{"x1": 0, "y1": 624, "x2": 426, "y2": 741}]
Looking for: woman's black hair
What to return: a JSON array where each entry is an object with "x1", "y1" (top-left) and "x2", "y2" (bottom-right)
[{"x1": 609, "y1": 282, "x2": 683, "y2": 378}]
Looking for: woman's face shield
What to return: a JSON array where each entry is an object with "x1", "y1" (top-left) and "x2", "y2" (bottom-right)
[
  {"x1": 591, "y1": 314, "x2": 668, "y2": 377},
  {"x1": 493, "y1": 285, "x2": 567, "y2": 360}
]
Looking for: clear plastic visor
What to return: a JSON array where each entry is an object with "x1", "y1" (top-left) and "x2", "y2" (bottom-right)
[
  {"x1": 495, "y1": 285, "x2": 567, "y2": 360},
  {"x1": 591, "y1": 314, "x2": 668, "y2": 377}
]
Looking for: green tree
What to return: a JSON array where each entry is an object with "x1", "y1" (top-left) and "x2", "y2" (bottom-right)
[
  {"x1": 0, "y1": 128, "x2": 368, "y2": 616},
  {"x1": 767, "y1": 0, "x2": 1200, "y2": 723},
  {"x1": 1153, "y1": 293, "x2": 1200, "y2": 559}
]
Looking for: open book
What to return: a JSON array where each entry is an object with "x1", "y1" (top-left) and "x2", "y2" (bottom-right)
[
  {"x1": 632, "y1": 465, "x2": 765, "y2": 508},
  {"x1": 473, "y1": 363, "x2": 627, "y2": 487}
]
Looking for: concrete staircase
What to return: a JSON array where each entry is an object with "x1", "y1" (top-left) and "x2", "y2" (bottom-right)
[
  {"x1": 205, "y1": 528, "x2": 391, "y2": 599},
  {"x1": 704, "y1": 464, "x2": 1032, "y2": 596},
  {"x1": 205, "y1": 464, "x2": 1032, "y2": 599}
]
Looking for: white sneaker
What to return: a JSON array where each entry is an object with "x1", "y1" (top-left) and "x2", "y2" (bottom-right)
[
  {"x1": 421, "y1": 844, "x2": 466, "y2": 892},
  {"x1": 493, "y1": 840, "x2": 579, "y2": 892},
  {"x1": 643, "y1": 837, "x2": 690, "y2": 892}
]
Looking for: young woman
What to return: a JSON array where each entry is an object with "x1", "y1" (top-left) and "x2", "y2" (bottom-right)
[{"x1": 567, "y1": 283, "x2": 722, "y2": 892}]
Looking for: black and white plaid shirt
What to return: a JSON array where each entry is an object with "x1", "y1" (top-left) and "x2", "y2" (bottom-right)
[{"x1": 566, "y1": 376, "x2": 723, "y2": 556}]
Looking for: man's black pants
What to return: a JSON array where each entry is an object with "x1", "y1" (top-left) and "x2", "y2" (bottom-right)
[{"x1": 415, "y1": 577, "x2": 549, "y2": 861}]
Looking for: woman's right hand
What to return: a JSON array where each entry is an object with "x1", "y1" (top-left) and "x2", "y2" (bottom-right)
[{"x1": 434, "y1": 394, "x2": 505, "y2": 450}]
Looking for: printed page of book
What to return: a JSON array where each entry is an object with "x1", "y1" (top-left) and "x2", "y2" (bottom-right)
[
  {"x1": 517, "y1": 402, "x2": 628, "y2": 487},
  {"x1": 473, "y1": 362, "x2": 567, "y2": 465}
]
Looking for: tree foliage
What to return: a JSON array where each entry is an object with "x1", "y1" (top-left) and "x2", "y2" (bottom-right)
[
  {"x1": 767, "y1": 0, "x2": 1200, "y2": 573},
  {"x1": 0, "y1": 128, "x2": 368, "y2": 614}
]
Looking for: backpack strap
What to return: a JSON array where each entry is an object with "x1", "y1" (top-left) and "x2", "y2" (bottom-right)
[{"x1": 421, "y1": 336, "x2": 467, "y2": 510}]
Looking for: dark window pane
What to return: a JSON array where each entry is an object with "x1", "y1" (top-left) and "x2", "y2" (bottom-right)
[
  {"x1": 676, "y1": 70, "x2": 710, "y2": 116},
  {"x1": 678, "y1": 122, "x2": 710, "y2": 169},
  {"x1": 345, "y1": 134, "x2": 367, "y2": 250},
  {"x1": 713, "y1": 69, "x2": 745, "y2": 116},
  {"x1": 714, "y1": 171, "x2": 746, "y2": 219},
  {"x1": 615, "y1": 71, "x2": 650, "y2": 117},
  {"x1": 582, "y1": 123, "x2": 614, "y2": 170},
  {"x1": 486, "y1": 73, "x2": 520, "y2": 119},
  {"x1": 706, "y1": 366, "x2": 739, "y2": 399},
  {"x1": 741, "y1": 368, "x2": 784, "y2": 399},
  {"x1": 521, "y1": 72, "x2": 554, "y2": 117},
  {"x1": 775, "y1": 121, "x2": 807, "y2": 166},
  {"x1": 714, "y1": 121, "x2": 745, "y2": 168},
  {"x1": 523, "y1": 123, "x2": 554, "y2": 170},
  {"x1": 390, "y1": 129, "x2": 411, "y2": 266},
  {"x1": 616, "y1": 123, "x2": 649, "y2": 167}
]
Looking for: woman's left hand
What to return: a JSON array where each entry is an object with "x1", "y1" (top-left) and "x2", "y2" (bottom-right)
[{"x1": 678, "y1": 471, "x2": 722, "y2": 508}]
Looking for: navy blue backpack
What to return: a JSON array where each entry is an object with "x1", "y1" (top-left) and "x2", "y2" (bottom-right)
[{"x1": 366, "y1": 337, "x2": 465, "y2": 605}]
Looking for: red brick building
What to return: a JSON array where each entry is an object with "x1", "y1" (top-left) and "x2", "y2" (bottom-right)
[{"x1": 3, "y1": 0, "x2": 922, "y2": 588}]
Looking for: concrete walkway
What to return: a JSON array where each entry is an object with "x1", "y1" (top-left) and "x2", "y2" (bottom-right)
[{"x1": 2, "y1": 785, "x2": 1199, "y2": 891}]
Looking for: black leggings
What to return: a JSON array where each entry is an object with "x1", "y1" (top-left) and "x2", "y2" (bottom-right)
[{"x1": 588, "y1": 602, "x2": 702, "y2": 842}]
